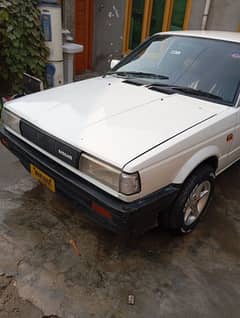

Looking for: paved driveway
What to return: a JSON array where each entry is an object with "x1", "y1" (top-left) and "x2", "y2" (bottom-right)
[{"x1": 0, "y1": 143, "x2": 239, "y2": 318}]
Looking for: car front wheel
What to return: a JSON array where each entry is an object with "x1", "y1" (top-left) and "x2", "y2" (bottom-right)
[{"x1": 168, "y1": 165, "x2": 215, "y2": 234}]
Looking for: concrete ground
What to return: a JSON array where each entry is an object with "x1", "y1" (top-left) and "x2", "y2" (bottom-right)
[{"x1": 0, "y1": 142, "x2": 239, "y2": 318}]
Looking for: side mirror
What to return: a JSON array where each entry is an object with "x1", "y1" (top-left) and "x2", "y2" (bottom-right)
[{"x1": 110, "y1": 59, "x2": 120, "y2": 69}]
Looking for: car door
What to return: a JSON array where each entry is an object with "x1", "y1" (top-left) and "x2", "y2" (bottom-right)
[{"x1": 227, "y1": 93, "x2": 240, "y2": 164}]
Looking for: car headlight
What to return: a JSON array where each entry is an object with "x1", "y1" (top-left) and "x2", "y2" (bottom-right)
[
  {"x1": 79, "y1": 153, "x2": 141, "y2": 195},
  {"x1": 1, "y1": 108, "x2": 21, "y2": 135}
]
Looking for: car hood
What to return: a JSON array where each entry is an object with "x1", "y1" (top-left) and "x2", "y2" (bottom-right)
[{"x1": 6, "y1": 76, "x2": 227, "y2": 168}]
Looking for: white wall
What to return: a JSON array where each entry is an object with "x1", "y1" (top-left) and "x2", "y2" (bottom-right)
[{"x1": 189, "y1": 0, "x2": 240, "y2": 31}]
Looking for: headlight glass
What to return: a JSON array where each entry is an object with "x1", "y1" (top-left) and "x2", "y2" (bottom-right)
[
  {"x1": 79, "y1": 154, "x2": 120, "y2": 191},
  {"x1": 119, "y1": 172, "x2": 141, "y2": 195},
  {"x1": 79, "y1": 154, "x2": 141, "y2": 195},
  {"x1": 1, "y1": 108, "x2": 21, "y2": 134}
]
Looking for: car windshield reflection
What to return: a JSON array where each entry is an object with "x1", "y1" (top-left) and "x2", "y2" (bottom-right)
[{"x1": 113, "y1": 35, "x2": 240, "y2": 106}]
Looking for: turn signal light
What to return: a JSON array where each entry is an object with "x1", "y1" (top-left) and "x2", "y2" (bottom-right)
[
  {"x1": 1, "y1": 137, "x2": 8, "y2": 147},
  {"x1": 91, "y1": 202, "x2": 112, "y2": 220}
]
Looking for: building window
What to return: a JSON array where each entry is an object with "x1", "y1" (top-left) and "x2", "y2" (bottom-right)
[
  {"x1": 129, "y1": 0, "x2": 145, "y2": 50},
  {"x1": 149, "y1": 0, "x2": 167, "y2": 36},
  {"x1": 123, "y1": 0, "x2": 192, "y2": 53}
]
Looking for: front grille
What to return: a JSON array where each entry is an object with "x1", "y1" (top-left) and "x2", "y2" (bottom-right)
[{"x1": 20, "y1": 120, "x2": 81, "y2": 168}]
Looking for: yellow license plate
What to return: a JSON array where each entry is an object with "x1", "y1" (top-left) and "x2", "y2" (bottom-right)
[{"x1": 30, "y1": 164, "x2": 56, "y2": 192}]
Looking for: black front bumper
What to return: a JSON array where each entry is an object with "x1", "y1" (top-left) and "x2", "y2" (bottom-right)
[{"x1": 0, "y1": 127, "x2": 180, "y2": 235}]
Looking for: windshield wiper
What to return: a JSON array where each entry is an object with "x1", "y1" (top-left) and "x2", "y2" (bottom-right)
[
  {"x1": 149, "y1": 84, "x2": 223, "y2": 101},
  {"x1": 104, "y1": 71, "x2": 169, "y2": 80}
]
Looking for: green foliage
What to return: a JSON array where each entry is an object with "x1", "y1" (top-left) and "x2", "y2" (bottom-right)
[{"x1": 0, "y1": 0, "x2": 49, "y2": 95}]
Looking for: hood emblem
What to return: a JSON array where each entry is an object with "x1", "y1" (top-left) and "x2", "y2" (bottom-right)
[{"x1": 58, "y1": 149, "x2": 73, "y2": 161}]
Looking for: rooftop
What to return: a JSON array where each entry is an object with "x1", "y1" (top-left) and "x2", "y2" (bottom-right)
[{"x1": 157, "y1": 30, "x2": 240, "y2": 43}]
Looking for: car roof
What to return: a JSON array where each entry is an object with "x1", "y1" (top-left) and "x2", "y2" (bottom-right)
[{"x1": 155, "y1": 30, "x2": 240, "y2": 43}]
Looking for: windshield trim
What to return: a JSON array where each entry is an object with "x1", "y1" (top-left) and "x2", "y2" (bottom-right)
[
  {"x1": 148, "y1": 84, "x2": 239, "y2": 107},
  {"x1": 236, "y1": 91, "x2": 240, "y2": 108},
  {"x1": 113, "y1": 34, "x2": 240, "y2": 107}
]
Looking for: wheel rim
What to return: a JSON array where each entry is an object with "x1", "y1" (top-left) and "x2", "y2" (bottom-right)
[{"x1": 183, "y1": 181, "x2": 211, "y2": 226}]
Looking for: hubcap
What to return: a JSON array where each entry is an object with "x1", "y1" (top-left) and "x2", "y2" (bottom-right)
[{"x1": 183, "y1": 181, "x2": 211, "y2": 226}]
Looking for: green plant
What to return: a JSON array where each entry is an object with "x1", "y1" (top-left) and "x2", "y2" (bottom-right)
[{"x1": 0, "y1": 0, "x2": 48, "y2": 96}]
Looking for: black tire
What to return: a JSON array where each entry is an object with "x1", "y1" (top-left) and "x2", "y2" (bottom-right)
[{"x1": 168, "y1": 165, "x2": 215, "y2": 235}]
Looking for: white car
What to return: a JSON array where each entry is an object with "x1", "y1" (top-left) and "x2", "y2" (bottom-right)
[{"x1": 1, "y1": 31, "x2": 240, "y2": 235}]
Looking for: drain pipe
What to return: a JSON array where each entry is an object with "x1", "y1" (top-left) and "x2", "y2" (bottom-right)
[{"x1": 201, "y1": 0, "x2": 212, "y2": 30}]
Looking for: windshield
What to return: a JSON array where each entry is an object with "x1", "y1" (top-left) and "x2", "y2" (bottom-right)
[{"x1": 113, "y1": 35, "x2": 240, "y2": 106}]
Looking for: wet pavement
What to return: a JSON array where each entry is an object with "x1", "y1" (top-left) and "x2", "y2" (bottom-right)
[{"x1": 0, "y1": 143, "x2": 239, "y2": 318}]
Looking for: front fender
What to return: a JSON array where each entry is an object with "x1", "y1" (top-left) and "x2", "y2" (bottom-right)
[{"x1": 173, "y1": 145, "x2": 220, "y2": 184}]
